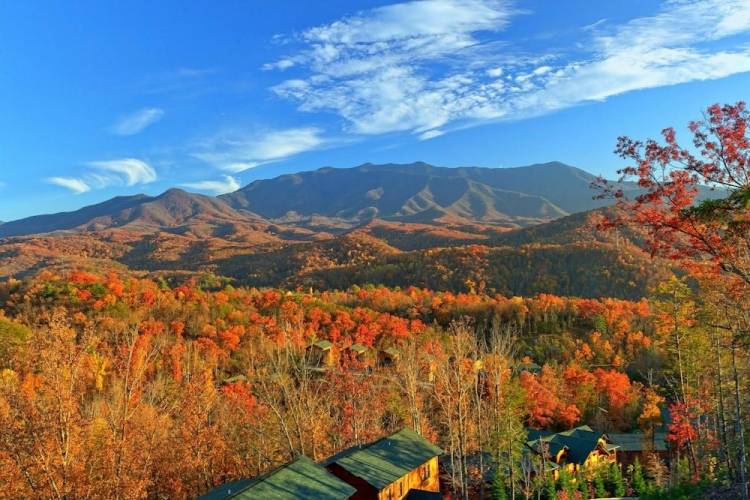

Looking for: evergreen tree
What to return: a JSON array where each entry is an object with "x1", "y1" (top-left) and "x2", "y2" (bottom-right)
[
  {"x1": 610, "y1": 462, "x2": 626, "y2": 497},
  {"x1": 631, "y1": 458, "x2": 648, "y2": 495},
  {"x1": 576, "y1": 472, "x2": 590, "y2": 499},
  {"x1": 594, "y1": 468, "x2": 608, "y2": 498},
  {"x1": 491, "y1": 469, "x2": 507, "y2": 500},
  {"x1": 544, "y1": 476, "x2": 556, "y2": 500}
]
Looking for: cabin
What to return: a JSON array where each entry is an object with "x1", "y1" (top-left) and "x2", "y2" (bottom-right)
[
  {"x1": 346, "y1": 343, "x2": 370, "y2": 363},
  {"x1": 308, "y1": 339, "x2": 336, "y2": 367},
  {"x1": 323, "y1": 428, "x2": 443, "y2": 500},
  {"x1": 608, "y1": 431, "x2": 668, "y2": 468},
  {"x1": 199, "y1": 455, "x2": 355, "y2": 500},
  {"x1": 377, "y1": 347, "x2": 400, "y2": 367},
  {"x1": 526, "y1": 425, "x2": 618, "y2": 476}
]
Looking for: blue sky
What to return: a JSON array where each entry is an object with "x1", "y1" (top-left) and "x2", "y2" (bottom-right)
[{"x1": 3, "y1": 0, "x2": 750, "y2": 220}]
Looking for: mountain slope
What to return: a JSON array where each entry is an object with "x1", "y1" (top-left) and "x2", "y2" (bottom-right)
[
  {"x1": 0, "y1": 188, "x2": 291, "y2": 241},
  {"x1": 221, "y1": 161, "x2": 610, "y2": 227}
]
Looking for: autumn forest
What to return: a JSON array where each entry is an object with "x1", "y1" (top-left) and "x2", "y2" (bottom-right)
[{"x1": 2, "y1": 103, "x2": 750, "y2": 499}]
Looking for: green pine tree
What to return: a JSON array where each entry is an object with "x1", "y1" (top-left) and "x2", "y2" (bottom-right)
[
  {"x1": 594, "y1": 468, "x2": 607, "y2": 498},
  {"x1": 544, "y1": 477, "x2": 557, "y2": 500},
  {"x1": 576, "y1": 472, "x2": 590, "y2": 499},
  {"x1": 610, "y1": 462, "x2": 626, "y2": 497},
  {"x1": 491, "y1": 469, "x2": 507, "y2": 500},
  {"x1": 631, "y1": 458, "x2": 648, "y2": 495}
]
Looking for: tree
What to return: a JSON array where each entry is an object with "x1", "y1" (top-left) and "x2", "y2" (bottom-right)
[
  {"x1": 597, "y1": 102, "x2": 750, "y2": 497},
  {"x1": 491, "y1": 470, "x2": 508, "y2": 500},
  {"x1": 593, "y1": 468, "x2": 607, "y2": 498},
  {"x1": 576, "y1": 472, "x2": 590, "y2": 499},
  {"x1": 631, "y1": 458, "x2": 648, "y2": 496},
  {"x1": 609, "y1": 462, "x2": 626, "y2": 497}
]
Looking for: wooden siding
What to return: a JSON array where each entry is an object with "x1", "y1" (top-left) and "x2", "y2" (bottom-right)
[
  {"x1": 328, "y1": 456, "x2": 439, "y2": 500},
  {"x1": 377, "y1": 457, "x2": 439, "y2": 500}
]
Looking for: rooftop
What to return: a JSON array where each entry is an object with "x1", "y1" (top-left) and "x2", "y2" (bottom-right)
[
  {"x1": 608, "y1": 432, "x2": 668, "y2": 452},
  {"x1": 323, "y1": 428, "x2": 442, "y2": 490},
  {"x1": 526, "y1": 425, "x2": 615, "y2": 465},
  {"x1": 200, "y1": 456, "x2": 355, "y2": 500}
]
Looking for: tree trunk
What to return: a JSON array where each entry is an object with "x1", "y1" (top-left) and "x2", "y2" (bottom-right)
[{"x1": 731, "y1": 340, "x2": 748, "y2": 500}]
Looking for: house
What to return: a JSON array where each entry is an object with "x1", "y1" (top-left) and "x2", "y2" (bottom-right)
[
  {"x1": 608, "y1": 431, "x2": 668, "y2": 468},
  {"x1": 346, "y1": 343, "x2": 370, "y2": 363},
  {"x1": 525, "y1": 425, "x2": 618, "y2": 475},
  {"x1": 377, "y1": 347, "x2": 400, "y2": 367},
  {"x1": 200, "y1": 455, "x2": 356, "y2": 500},
  {"x1": 323, "y1": 428, "x2": 443, "y2": 500},
  {"x1": 308, "y1": 339, "x2": 336, "y2": 367}
]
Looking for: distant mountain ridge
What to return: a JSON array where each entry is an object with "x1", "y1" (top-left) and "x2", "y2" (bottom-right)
[
  {"x1": 0, "y1": 188, "x2": 286, "y2": 240},
  {"x1": 221, "y1": 161, "x2": 614, "y2": 226},
  {"x1": 1, "y1": 161, "x2": 618, "y2": 238}
]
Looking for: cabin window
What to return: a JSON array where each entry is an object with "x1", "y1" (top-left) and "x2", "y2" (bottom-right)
[{"x1": 421, "y1": 463, "x2": 431, "y2": 482}]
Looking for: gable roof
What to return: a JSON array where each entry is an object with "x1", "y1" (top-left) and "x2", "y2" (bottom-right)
[
  {"x1": 348, "y1": 343, "x2": 368, "y2": 354},
  {"x1": 526, "y1": 426, "x2": 613, "y2": 465},
  {"x1": 323, "y1": 428, "x2": 443, "y2": 490},
  {"x1": 200, "y1": 456, "x2": 355, "y2": 500},
  {"x1": 310, "y1": 340, "x2": 333, "y2": 350},
  {"x1": 608, "y1": 432, "x2": 668, "y2": 452}
]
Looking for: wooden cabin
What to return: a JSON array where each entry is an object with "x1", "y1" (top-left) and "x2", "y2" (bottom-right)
[
  {"x1": 377, "y1": 347, "x2": 400, "y2": 367},
  {"x1": 608, "y1": 431, "x2": 668, "y2": 468},
  {"x1": 200, "y1": 456, "x2": 355, "y2": 500},
  {"x1": 323, "y1": 428, "x2": 443, "y2": 500},
  {"x1": 346, "y1": 343, "x2": 370, "y2": 363},
  {"x1": 308, "y1": 339, "x2": 336, "y2": 367},
  {"x1": 526, "y1": 425, "x2": 618, "y2": 477}
]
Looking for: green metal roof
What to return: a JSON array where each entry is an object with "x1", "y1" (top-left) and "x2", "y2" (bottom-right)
[
  {"x1": 348, "y1": 343, "x2": 368, "y2": 354},
  {"x1": 608, "y1": 432, "x2": 668, "y2": 452},
  {"x1": 323, "y1": 428, "x2": 443, "y2": 490},
  {"x1": 381, "y1": 347, "x2": 400, "y2": 357},
  {"x1": 311, "y1": 340, "x2": 333, "y2": 350},
  {"x1": 221, "y1": 374, "x2": 247, "y2": 385},
  {"x1": 526, "y1": 426, "x2": 610, "y2": 465},
  {"x1": 200, "y1": 456, "x2": 355, "y2": 500}
]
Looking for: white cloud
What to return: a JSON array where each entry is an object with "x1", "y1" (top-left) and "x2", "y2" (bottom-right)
[
  {"x1": 88, "y1": 159, "x2": 157, "y2": 186},
  {"x1": 419, "y1": 129, "x2": 445, "y2": 140},
  {"x1": 45, "y1": 159, "x2": 157, "y2": 194},
  {"x1": 486, "y1": 67, "x2": 503, "y2": 77},
  {"x1": 111, "y1": 108, "x2": 164, "y2": 135},
  {"x1": 262, "y1": 58, "x2": 295, "y2": 71},
  {"x1": 194, "y1": 127, "x2": 326, "y2": 172},
  {"x1": 45, "y1": 177, "x2": 91, "y2": 194},
  {"x1": 182, "y1": 175, "x2": 241, "y2": 195},
  {"x1": 266, "y1": 0, "x2": 750, "y2": 138}
]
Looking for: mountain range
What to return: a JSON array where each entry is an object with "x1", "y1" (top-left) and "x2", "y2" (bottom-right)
[
  {"x1": 0, "y1": 161, "x2": 623, "y2": 239},
  {"x1": 0, "y1": 161, "x2": 668, "y2": 298}
]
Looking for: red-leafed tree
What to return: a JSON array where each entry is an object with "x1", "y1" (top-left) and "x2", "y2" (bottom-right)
[{"x1": 597, "y1": 102, "x2": 750, "y2": 495}]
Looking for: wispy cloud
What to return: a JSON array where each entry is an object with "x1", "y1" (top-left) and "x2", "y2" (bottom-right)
[
  {"x1": 87, "y1": 159, "x2": 157, "y2": 185},
  {"x1": 267, "y1": 0, "x2": 750, "y2": 139},
  {"x1": 45, "y1": 159, "x2": 157, "y2": 194},
  {"x1": 111, "y1": 108, "x2": 164, "y2": 135},
  {"x1": 182, "y1": 175, "x2": 241, "y2": 195},
  {"x1": 194, "y1": 127, "x2": 326, "y2": 172},
  {"x1": 45, "y1": 177, "x2": 91, "y2": 194}
]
